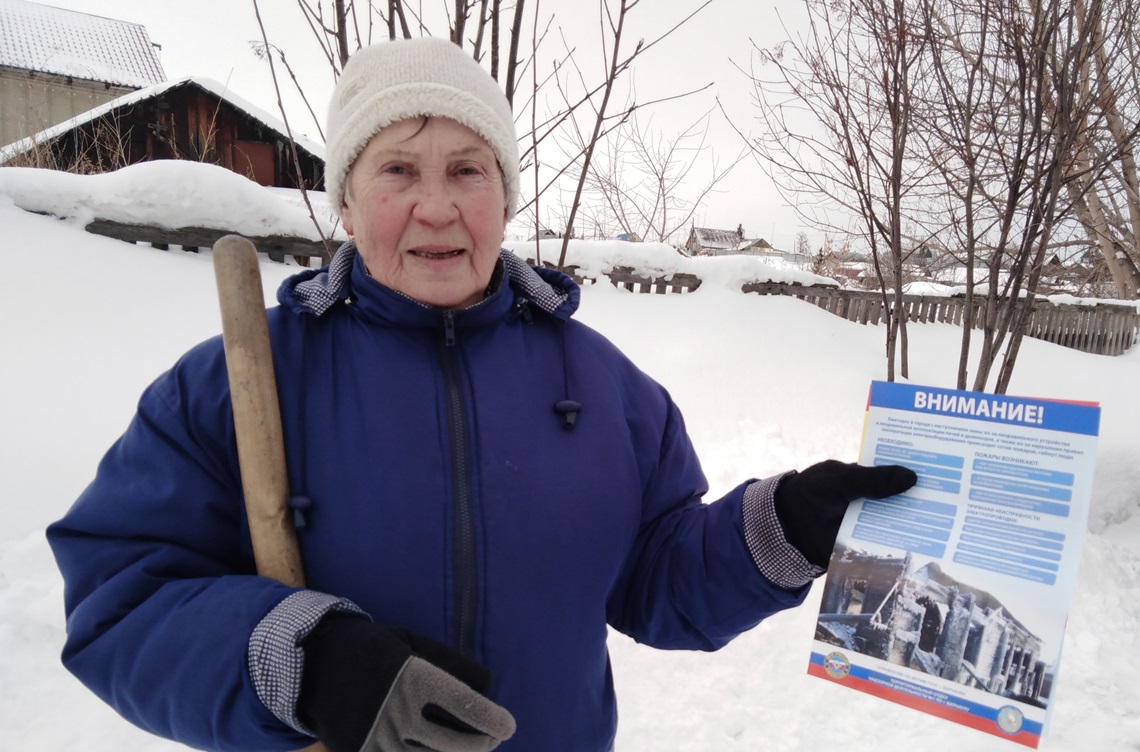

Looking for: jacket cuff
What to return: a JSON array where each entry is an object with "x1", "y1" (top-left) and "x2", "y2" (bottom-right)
[
  {"x1": 741, "y1": 474, "x2": 826, "y2": 589},
  {"x1": 247, "y1": 590, "x2": 367, "y2": 736}
]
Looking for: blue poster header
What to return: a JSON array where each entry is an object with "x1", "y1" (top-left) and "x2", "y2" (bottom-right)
[{"x1": 869, "y1": 382, "x2": 1100, "y2": 436}]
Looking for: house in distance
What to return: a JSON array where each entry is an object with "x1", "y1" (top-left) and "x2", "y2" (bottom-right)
[{"x1": 684, "y1": 225, "x2": 811, "y2": 268}]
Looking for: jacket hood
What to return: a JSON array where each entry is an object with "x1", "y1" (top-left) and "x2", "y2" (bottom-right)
[{"x1": 278, "y1": 241, "x2": 580, "y2": 321}]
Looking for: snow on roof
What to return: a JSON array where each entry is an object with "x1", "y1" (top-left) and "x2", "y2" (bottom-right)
[
  {"x1": 0, "y1": 76, "x2": 325, "y2": 162},
  {"x1": 0, "y1": 0, "x2": 165, "y2": 87},
  {"x1": 692, "y1": 226, "x2": 742, "y2": 250}
]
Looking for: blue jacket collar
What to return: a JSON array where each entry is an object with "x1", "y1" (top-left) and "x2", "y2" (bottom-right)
[{"x1": 279, "y1": 241, "x2": 580, "y2": 324}]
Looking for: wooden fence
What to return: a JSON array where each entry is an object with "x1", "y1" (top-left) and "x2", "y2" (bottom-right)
[
  {"x1": 743, "y1": 283, "x2": 1140, "y2": 357},
  {"x1": 73, "y1": 221, "x2": 1140, "y2": 357},
  {"x1": 84, "y1": 219, "x2": 332, "y2": 264},
  {"x1": 555, "y1": 264, "x2": 1140, "y2": 357}
]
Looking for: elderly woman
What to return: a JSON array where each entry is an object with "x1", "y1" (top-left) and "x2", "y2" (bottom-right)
[{"x1": 48, "y1": 37, "x2": 914, "y2": 752}]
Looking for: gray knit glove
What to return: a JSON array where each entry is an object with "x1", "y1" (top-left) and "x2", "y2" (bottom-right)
[
  {"x1": 298, "y1": 613, "x2": 515, "y2": 752},
  {"x1": 362, "y1": 657, "x2": 516, "y2": 752}
]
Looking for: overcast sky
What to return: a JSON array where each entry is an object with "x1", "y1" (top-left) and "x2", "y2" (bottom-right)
[{"x1": 36, "y1": 0, "x2": 822, "y2": 247}]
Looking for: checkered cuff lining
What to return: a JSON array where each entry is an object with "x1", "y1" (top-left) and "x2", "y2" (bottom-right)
[
  {"x1": 247, "y1": 590, "x2": 366, "y2": 736},
  {"x1": 741, "y1": 474, "x2": 826, "y2": 590}
]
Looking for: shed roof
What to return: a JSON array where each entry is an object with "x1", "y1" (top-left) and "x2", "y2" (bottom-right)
[
  {"x1": 0, "y1": 0, "x2": 165, "y2": 87},
  {"x1": 1, "y1": 76, "x2": 326, "y2": 163},
  {"x1": 692, "y1": 226, "x2": 742, "y2": 251}
]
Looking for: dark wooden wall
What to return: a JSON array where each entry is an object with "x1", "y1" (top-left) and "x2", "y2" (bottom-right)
[{"x1": 37, "y1": 83, "x2": 324, "y2": 191}]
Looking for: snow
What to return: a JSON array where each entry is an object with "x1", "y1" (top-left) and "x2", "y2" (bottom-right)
[
  {"x1": 503, "y1": 238, "x2": 837, "y2": 289},
  {"x1": 0, "y1": 0, "x2": 165, "y2": 88},
  {"x1": 2, "y1": 164, "x2": 1139, "y2": 751},
  {"x1": 903, "y1": 280, "x2": 960, "y2": 296},
  {"x1": 0, "y1": 163, "x2": 344, "y2": 241}
]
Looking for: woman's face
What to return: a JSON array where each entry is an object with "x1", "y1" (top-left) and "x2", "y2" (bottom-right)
[{"x1": 342, "y1": 117, "x2": 508, "y2": 309}]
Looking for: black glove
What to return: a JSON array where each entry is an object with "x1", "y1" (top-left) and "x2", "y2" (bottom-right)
[
  {"x1": 298, "y1": 613, "x2": 516, "y2": 752},
  {"x1": 774, "y1": 460, "x2": 917, "y2": 569}
]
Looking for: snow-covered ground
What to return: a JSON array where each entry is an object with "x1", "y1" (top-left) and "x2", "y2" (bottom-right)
[{"x1": 1, "y1": 164, "x2": 1137, "y2": 751}]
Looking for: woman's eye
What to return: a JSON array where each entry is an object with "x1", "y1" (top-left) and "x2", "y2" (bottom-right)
[
  {"x1": 384, "y1": 164, "x2": 410, "y2": 175},
  {"x1": 455, "y1": 164, "x2": 487, "y2": 178}
]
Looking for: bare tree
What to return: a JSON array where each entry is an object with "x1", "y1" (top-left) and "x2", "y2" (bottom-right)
[
  {"x1": 918, "y1": 0, "x2": 1138, "y2": 392},
  {"x1": 252, "y1": 0, "x2": 336, "y2": 260},
  {"x1": 577, "y1": 108, "x2": 746, "y2": 244},
  {"x1": 253, "y1": 0, "x2": 716, "y2": 271},
  {"x1": 1066, "y1": 0, "x2": 1140, "y2": 299},
  {"x1": 987, "y1": 0, "x2": 1129, "y2": 393},
  {"x1": 554, "y1": 0, "x2": 716, "y2": 268},
  {"x1": 745, "y1": 0, "x2": 1140, "y2": 393},
  {"x1": 914, "y1": 0, "x2": 999, "y2": 389},
  {"x1": 794, "y1": 230, "x2": 812, "y2": 259},
  {"x1": 743, "y1": 0, "x2": 932, "y2": 382}
]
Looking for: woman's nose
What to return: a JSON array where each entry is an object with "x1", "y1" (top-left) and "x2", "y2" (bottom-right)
[{"x1": 410, "y1": 179, "x2": 461, "y2": 227}]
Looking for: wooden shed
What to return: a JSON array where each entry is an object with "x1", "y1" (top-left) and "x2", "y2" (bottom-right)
[{"x1": 2, "y1": 77, "x2": 326, "y2": 190}]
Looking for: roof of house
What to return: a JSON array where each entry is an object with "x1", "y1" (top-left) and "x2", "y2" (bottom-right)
[
  {"x1": 691, "y1": 226, "x2": 743, "y2": 250},
  {"x1": 0, "y1": 0, "x2": 165, "y2": 87},
  {"x1": 1, "y1": 76, "x2": 326, "y2": 162},
  {"x1": 691, "y1": 227, "x2": 784, "y2": 255}
]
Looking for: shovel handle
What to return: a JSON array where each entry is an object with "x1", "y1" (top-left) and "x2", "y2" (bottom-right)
[
  {"x1": 213, "y1": 235, "x2": 305, "y2": 588},
  {"x1": 213, "y1": 236, "x2": 329, "y2": 752}
]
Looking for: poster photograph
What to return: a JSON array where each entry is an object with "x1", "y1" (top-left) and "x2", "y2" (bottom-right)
[{"x1": 808, "y1": 381, "x2": 1101, "y2": 748}]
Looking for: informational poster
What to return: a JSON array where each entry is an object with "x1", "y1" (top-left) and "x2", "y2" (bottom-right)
[{"x1": 808, "y1": 381, "x2": 1100, "y2": 748}]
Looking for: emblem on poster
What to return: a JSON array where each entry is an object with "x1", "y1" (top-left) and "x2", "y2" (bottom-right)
[{"x1": 823, "y1": 652, "x2": 851, "y2": 680}]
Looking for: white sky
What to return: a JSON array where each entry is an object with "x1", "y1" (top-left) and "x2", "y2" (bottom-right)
[
  {"x1": 2, "y1": 159, "x2": 1140, "y2": 751},
  {"x1": 30, "y1": 0, "x2": 822, "y2": 247}
]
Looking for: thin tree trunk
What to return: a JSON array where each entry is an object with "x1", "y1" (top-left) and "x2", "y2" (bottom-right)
[
  {"x1": 505, "y1": 0, "x2": 526, "y2": 107},
  {"x1": 530, "y1": 0, "x2": 542, "y2": 266},
  {"x1": 472, "y1": 0, "x2": 490, "y2": 60},
  {"x1": 453, "y1": 0, "x2": 468, "y2": 48},
  {"x1": 557, "y1": 0, "x2": 631, "y2": 270},
  {"x1": 1073, "y1": 0, "x2": 1140, "y2": 298},
  {"x1": 334, "y1": 0, "x2": 349, "y2": 66},
  {"x1": 1069, "y1": 167, "x2": 1140, "y2": 297},
  {"x1": 490, "y1": 0, "x2": 500, "y2": 80}
]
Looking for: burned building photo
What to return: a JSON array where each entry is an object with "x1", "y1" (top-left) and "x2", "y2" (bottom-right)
[{"x1": 816, "y1": 546, "x2": 1052, "y2": 707}]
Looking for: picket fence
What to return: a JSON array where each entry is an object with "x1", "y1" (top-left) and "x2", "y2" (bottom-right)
[
  {"x1": 84, "y1": 222, "x2": 1140, "y2": 357},
  {"x1": 557, "y1": 264, "x2": 1139, "y2": 357}
]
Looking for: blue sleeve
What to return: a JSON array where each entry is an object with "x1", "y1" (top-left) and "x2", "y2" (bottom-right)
[
  {"x1": 45, "y1": 341, "x2": 314, "y2": 752},
  {"x1": 605, "y1": 398, "x2": 811, "y2": 651}
]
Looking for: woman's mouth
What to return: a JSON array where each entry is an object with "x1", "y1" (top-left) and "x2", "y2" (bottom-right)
[{"x1": 410, "y1": 248, "x2": 464, "y2": 259}]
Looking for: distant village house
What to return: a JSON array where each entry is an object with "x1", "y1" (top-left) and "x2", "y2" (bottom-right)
[
  {"x1": 685, "y1": 226, "x2": 746, "y2": 256},
  {"x1": 528, "y1": 227, "x2": 559, "y2": 241},
  {"x1": 685, "y1": 225, "x2": 811, "y2": 268}
]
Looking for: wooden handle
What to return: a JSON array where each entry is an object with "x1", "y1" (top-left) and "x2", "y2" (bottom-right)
[
  {"x1": 213, "y1": 237, "x2": 328, "y2": 752},
  {"x1": 213, "y1": 235, "x2": 305, "y2": 588}
]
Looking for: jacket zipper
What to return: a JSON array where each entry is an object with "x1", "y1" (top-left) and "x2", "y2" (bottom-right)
[{"x1": 438, "y1": 311, "x2": 477, "y2": 657}]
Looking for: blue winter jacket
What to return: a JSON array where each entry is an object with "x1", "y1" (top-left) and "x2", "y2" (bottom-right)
[{"x1": 47, "y1": 245, "x2": 811, "y2": 752}]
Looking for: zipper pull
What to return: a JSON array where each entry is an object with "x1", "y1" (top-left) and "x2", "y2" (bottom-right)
[{"x1": 443, "y1": 311, "x2": 456, "y2": 347}]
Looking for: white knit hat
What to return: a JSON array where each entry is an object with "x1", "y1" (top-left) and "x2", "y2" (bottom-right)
[{"x1": 324, "y1": 37, "x2": 520, "y2": 219}]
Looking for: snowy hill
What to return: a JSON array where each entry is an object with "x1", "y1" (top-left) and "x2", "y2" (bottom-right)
[{"x1": 1, "y1": 165, "x2": 1138, "y2": 751}]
